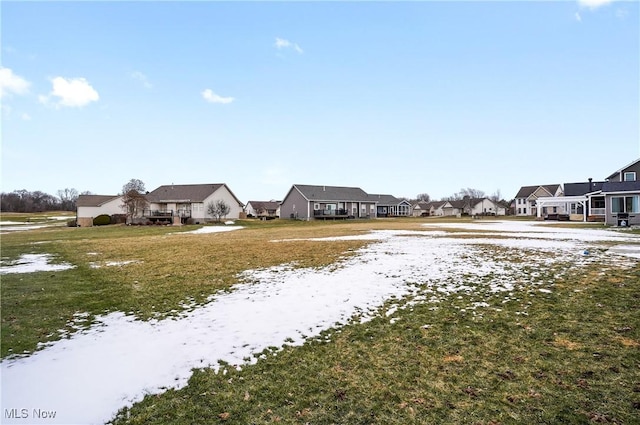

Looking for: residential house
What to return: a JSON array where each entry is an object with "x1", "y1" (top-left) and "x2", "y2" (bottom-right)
[
  {"x1": 145, "y1": 184, "x2": 244, "y2": 224},
  {"x1": 602, "y1": 158, "x2": 640, "y2": 226},
  {"x1": 468, "y1": 198, "x2": 505, "y2": 216},
  {"x1": 245, "y1": 200, "x2": 281, "y2": 219},
  {"x1": 280, "y1": 184, "x2": 378, "y2": 220},
  {"x1": 441, "y1": 197, "x2": 505, "y2": 217},
  {"x1": 442, "y1": 200, "x2": 465, "y2": 216},
  {"x1": 514, "y1": 184, "x2": 563, "y2": 217},
  {"x1": 606, "y1": 158, "x2": 640, "y2": 183},
  {"x1": 412, "y1": 201, "x2": 446, "y2": 217},
  {"x1": 370, "y1": 194, "x2": 412, "y2": 217},
  {"x1": 76, "y1": 195, "x2": 125, "y2": 227},
  {"x1": 562, "y1": 180, "x2": 605, "y2": 221},
  {"x1": 412, "y1": 201, "x2": 430, "y2": 217}
]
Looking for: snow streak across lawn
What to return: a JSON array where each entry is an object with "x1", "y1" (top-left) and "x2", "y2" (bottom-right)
[{"x1": 1, "y1": 221, "x2": 638, "y2": 424}]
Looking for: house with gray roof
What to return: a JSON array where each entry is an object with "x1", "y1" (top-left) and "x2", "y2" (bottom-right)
[
  {"x1": 369, "y1": 194, "x2": 412, "y2": 217},
  {"x1": 602, "y1": 158, "x2": 640, "y2": 226},
  {"x1": 514, "y1": 184, "x2": 563, "y2": 217},
  {"x1": 145, "y1": 183, "x2": 244, "y2": 224},
  {"x1": 412, "y1": 200, "x2": 447, "y2": 217},
  {"x1": 76, "y1": 195, "x2": 124, "y2": 227},
  {"x1": 280, "y1": 184, "x2": 377, "y2": 220},
  {"x1": 245, "y1": 200, "x2": 281, "y2": 219}
]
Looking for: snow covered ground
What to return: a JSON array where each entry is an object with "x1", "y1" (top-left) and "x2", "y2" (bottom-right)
[
  {"x1": 0, "y1": 254, "x2": 75, "y2": 275},
  {"x1": 1, "y1": 221, "x2": 638, "y2": 424}
]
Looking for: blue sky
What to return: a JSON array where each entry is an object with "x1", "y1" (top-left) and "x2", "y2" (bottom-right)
[{"x1": 1, "y1": 0, "x2": 638, "y2": 202}]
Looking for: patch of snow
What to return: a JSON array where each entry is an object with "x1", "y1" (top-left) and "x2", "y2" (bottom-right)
[
  {"x1": 0, "y1": 254, "x2": 75, "y2": 275},
  {"x1": 179, "y1": 226, "x2": 243, "y2": 235},
  {"x1": 607, "y1": 244, "x2": 640, "y2": 259},
  {"x1": 0, "y1": 224, "x2": 51, "y2": 233},
  {"x1": 1, "y1": 222, "x2": 639, "y2": 424}
]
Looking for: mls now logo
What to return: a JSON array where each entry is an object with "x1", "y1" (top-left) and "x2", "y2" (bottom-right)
[{"x1": 5, "y1": 408, "x2": 57, "y2": 419}]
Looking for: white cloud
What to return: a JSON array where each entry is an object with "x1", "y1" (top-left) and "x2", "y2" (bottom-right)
[
  {"x1": 578, "y1": 0, "x2": 614, "y2": 9},
  {"x1": 575, "y1": 12, "x2": 582, "y2": 21},
  {"x1": 131, "y1": 71, "x2": 152, "y2": 89},
  {"x1": 0, "y1": 67, "x2": 31, "y2": 98},
  {"x1": 40, "y1": 76, "x2": 99, "y2": 108},
  {"x1": 615, "y1": 8, "x2": 628, "y2": 19},
  {"x1": 201, "y1": 88, "x2": 234, "y2": 104},
  {"x1": 21, "y1": 113, "x2": 32, "y2": 121},
  {"x1": 274, "y1": 37, "x2": 303, "y2": 54}
]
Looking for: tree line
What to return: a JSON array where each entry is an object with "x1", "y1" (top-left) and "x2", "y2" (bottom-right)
[
  {"x1": 0, "y1": 188, "x2": 90, "y2": 213},
  {"x1": 412, "y1": 188, "x2": 506, "y2": 204}
]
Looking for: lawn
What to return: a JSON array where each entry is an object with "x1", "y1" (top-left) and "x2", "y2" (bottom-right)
[{"x1": 1, "y1": 217, "x2": 639, "y2": 424}]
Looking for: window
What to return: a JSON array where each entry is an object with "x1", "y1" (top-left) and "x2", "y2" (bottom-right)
[
  {"x1": 611, "y1": 196, "x2": 640, "y2": 213},
  {"x1": 314, "y1": 203, "x2": 320, "y2": 210},
  {"x1": 624, "y1": 172, "x2": 636, "y2": 181},
  {"x1": 517, "y1": 208, "x2": 521, "y2": 214}
]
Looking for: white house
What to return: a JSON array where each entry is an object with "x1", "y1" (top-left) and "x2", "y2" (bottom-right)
[
  {"x1": 76, "y1": 195, "x2": 125, "y2": 227},
  {"x1": 145, "y1": 183, "x2": 244, "y2": 223}
]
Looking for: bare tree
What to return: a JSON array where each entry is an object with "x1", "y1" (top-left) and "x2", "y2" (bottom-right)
[
  {"x1": 416, "y1": 193, "x2": 431, "y2": 202},
  {"x1": 459, "y1": 187, "x2": 486, "y2": 199},
  {"x1": 57, "y1": 188, "x2": 79, "y2": 211},
  {"x1": 206, "y1": 199, "x2": 231, "y2": 222},
  {"x1": 121, "y1": 179, "x2": 148, "y2": 223}
]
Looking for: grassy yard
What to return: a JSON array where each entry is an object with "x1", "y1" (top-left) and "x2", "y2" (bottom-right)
[
  {"x1": 111, "y1": 262, "x2": 640, "y2": 424},
  {"x1": 2, "y1": 217, "x2": 639, "y2": 424}
]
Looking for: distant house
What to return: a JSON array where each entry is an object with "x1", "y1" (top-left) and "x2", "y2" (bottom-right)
[
  {"x1": 369, "y1": 194, "x2": 412, "y2": 217},
  {"x1": 441, "y1": 197, "x2": 505, "y2": 217},
  {"x1": 514, "y1": 184, "x2": 563, "y2": 217},
  {"x1": 145, "y1": 184, "x2": 244, "y2": 224},
  {"x1": 468, "y1": 198, "x2": 505, "y2": 216},
  {"x1": 602, "y1": 158, "x2": 640, "y2": 226},
  {"x1": 442, "y1": 200, "x2": 465, "y2": 216},
  {"x1": 76, "y1": 195, "x2": 125, "y2": 227},
  {"x1": 412, "y1": 200, "x2": 446, "y2": 217},
  {"x1": 245, "y1": 200, "x2": 280, "y2": 219},
  {"x1": 280, "y1": 184, "x2": 377, "y2": 220},
  {"x1": 412, "y1": 201, "x2": 430, "y2": 217}
]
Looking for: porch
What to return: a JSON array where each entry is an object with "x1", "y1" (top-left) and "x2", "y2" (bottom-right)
[{"x1": 143, "y1": 209, "x2": 192, "y2": 222}]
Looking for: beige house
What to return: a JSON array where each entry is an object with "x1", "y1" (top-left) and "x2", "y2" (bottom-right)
[
  {"x1": 144, "y1": 184, "x2": 244, "y2": 224},
  {"x1": 245, "y1": 201, "x2": 281, "y2": 219},
  {"x1": 514, "y1": 184, "x2": 563, "y2": 217},
  {"x1": 76, "y1": 195, "x2": 125, "y2": 227}
]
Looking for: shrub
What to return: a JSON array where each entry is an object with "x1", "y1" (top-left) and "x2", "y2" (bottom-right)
[
  {"x1": 66, "y1": 219, "x2": 77, "y2": 227},
  {"x1": 111, "y1": 214, "x2": 127, "y2": 224},
  {"x1": 93, "y1": 214, "x2": 111, "y2": 226}
]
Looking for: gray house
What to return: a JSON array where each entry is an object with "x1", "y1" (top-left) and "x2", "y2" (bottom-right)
[
  {"x1": 280, "y1": 184, "x2": 378, "y2": 220},
  {"x1": 369, "y1": 194, "x2": 412, "y2": 217},
  {"x1": 602, "y1": 158, "x2": 640, "y2": 226}
]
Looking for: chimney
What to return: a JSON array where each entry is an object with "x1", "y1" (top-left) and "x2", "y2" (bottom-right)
[{"x1": 588, "y1": 177, "x2": 593, "y2": 188}]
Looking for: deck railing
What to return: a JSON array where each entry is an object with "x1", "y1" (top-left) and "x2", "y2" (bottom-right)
[
  {"x1": 314, "y1": 209, "x2": 349, "y2": 217},
  {"x1": 143, "y1": 209, "x2": 192, "y2": 218}
]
